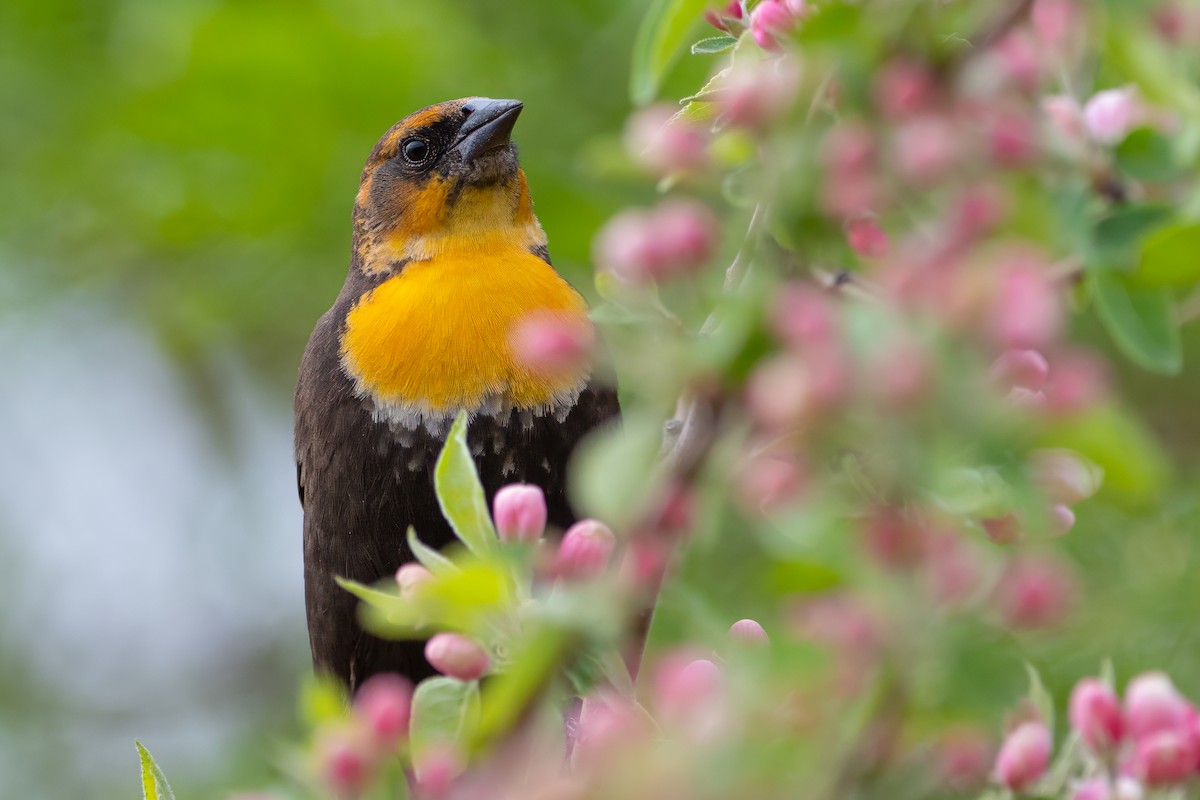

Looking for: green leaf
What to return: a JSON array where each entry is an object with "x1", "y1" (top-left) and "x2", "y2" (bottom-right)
[
  {"x1": 690, "y1": 34, "x2": 737, "y2": 54},
  {"x1": 630, "y1": 0, "x2": 709, "y2": 105},
  {"x1": 1038, "y1": 404, "x2": 1172, "y2": 509},
  {"x1": 569, "y1": 411, "x2": 664, "y2": 529},
  {"x1": 336, "y1": 576, "x2": 423, "y2": 634},
  {"x1": 1090, "y1": 204, "x2": 1173, "y2": 271},
  {"x1": 299, "y1": 672, "x2": 349, "y2": 727},
  {"x1": 410, "y1": 677, "x2": 481, "y2": 757},
  {"x1": 471, "y1": 625, "x2": 574, "y2": 752},
  {"x1": 1115, "y1": 128, "x2": 1177, "y2": 183},
  {"x1": 408, "y1": 527, "x2": 459, "y2": 577},
  {"x1": 135, "y1": 742, "x2": 176, "y2": 800},
  {"x1": 1024, "y1": 663, "x2": 1055, "y2": 736},
  {"x1": 1136, "y1": 222, "x2": 1200, "y2": 288},
  {"x1": 435, "y1": 413, "x2": 498, "y2": 557},
  {"x1": 1090, "y1": 270, "x2": 1182, "y2": 374}
]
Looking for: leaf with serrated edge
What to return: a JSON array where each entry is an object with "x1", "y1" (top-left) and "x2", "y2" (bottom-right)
[
  {"x1": 434, "y1": 413, "x2": 498, "y2": 557},
  {"x1": 136, "y1": 741, "x2": 176, "y2": 800}
]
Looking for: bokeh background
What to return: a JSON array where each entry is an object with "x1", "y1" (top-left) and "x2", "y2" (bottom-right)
[
  {"x1": 0, "y1": 1, "x2": 706, "y2": 796},
  {"x1": 2, "y1": 1, "x2": 1199, "y2": 798}
]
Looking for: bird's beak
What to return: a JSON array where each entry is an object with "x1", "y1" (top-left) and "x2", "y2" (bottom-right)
[{"x1": 453, "y1": 98, "x2": 523, "y2": 163}]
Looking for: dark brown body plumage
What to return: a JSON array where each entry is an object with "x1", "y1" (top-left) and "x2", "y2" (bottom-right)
[{"x1": 296, "y1": 210, "x2": 618, "y2": 693}]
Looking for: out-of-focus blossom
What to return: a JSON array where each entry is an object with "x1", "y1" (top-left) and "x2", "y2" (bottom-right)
[
  {"x1": 734, "y1": 452, "x2": 809, "y2": 513},
  {"x1": 995, "y1": 556, "x2": 1074, "y2": 629},
  {"x1": 894, "y1": 115, "x2": 960, "y2": 185},
  {"x1": 1032, "y1": 0, "x2": 1079, "y2": 48},
  {"x1": 1130, "y1": 730, "x2": 1197, "y2": 786},
  {"x1": 1084, "y1": 88, "x2": 1140, "y2": 146},
  {"x1": 750, "y1": 0, "x2": 799, "y2": 50},
  {"x1": 922, "y1": 531, "x2": 986, "y2": 607},
  {"x1": 770, "y1": 283, "x2": 839, "y2": 349},
  {"x1": 396, "y1": 563, "x2": 435, "y2": 600},
  {"x1": 873, "y1": 59, "x2": 936, "y2": 119},
  {"x1": 1124, "y1": 672, "x2": 1191, "y2": 741},
  {"x1": 1044, "y1": 350, "x2": 1110, "y2": 414},
  {"x1": 729, "y1": 618, "x2": 770, "y2": 644},
  {"x1": 744, "y1": 352, "x2": 846, "y2": 430},
  {"x1": 1049, "y1": 504, "x2": 1076, "y2": 536},
  {"x1": 1043, "y1": 94, "x2": 1086, "y2": 150},
  {"x1": 1069, "y1": 678, "x2": 1124, "y2": 753},
  {"x1": 1074, "y1": 777, "x2": 1112, "y2": 800},
  {"x1": 1114, "y1": 776, "x2": 1146, "y2": 800},
  {"x1": 981, "y1": 515, "x2": 1022, "y2": 546},
  {"x1": 573, "y1": 691, "x2": 653, "y2": 767},
  {"x1": 719, "y1": 56, "x2": 802, "y2": 128},
  {"x1": 624, "y1": 105, "x2": 709, "y2": 175},
  {"x1": 316, "y1": 726, "x2": 373, "y2": 798},
  {"x1": 354, "y1": 674, "x2": 413, "y2": 747},
  {"x1": 990, "y1": 254, "x2": 1061, "y2": 350},
  {"x1": 705, "y1": 1, "x2": 743, "y2": 32},
  {"x1": 862, "y1": 507, "x2": 929, "y2": 568},
  {"x1": 935, "y1": 726, "x2": 993, "y2": 791},
  {"x1": 995, "y1": 32, "x2": 1044, "y2": 91},
  {"x1": 1030, "y1": 449, "x2": 1103, "y2": 506},
  {"x1": 991, "y1": 349, "x2": 1050, "y2": 393},
  {"x1": 993, "y1": 721, "x2": 1052, "y2": 791},
  {"x1": 594, "y1": 200, "x2": 719, "y2": 283},
  {"x1": 556, "y1": 519, "x2": 617, "y2": 579},
  {"x1": 414, "y1": 745, "x2": 463, "y2": 798},
  {"x1": 425, "y1": 633, "x2": 490, "y2": 682},
  {"x1": 653, "y1": 656, "x2": 728, "y2": 740},
  {"x1": 872, "y1": 335, "x2": 932, "y2": 408},
  {"x1": 510, "y1": 312, "x2": 594, "y2": 379},
  {"x1": 846, "y1": 217, "x2": 889, "y2": 258},
  {"x1": 493, "y1": 483, "x2": 548, "y2": 544},
  {"x1": 988, "y1": 111, "x2": 1039, "y2": 167}
]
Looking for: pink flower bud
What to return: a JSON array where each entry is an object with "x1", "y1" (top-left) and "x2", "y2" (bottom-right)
[
  {"x1": 952, "y1": 185, "x2": 1009, "y2": 243},
  {"x1": 1152, "y1": 3, "x2": 1200, "y2": 45},
  {"x1": 981, "y1": 515, "x2": 1022, "y2": 546},
  {"x1": 1042, "y1": 95, "x2": 1086, "y2": 148},
  {"x1": 991, "y1": 256, "x2": 1061, "y2": 350},
  {"x1": 492, "y1": 484, "x2": 547, "y2": 544},
  {"x1": 1125, "y1": 672, "x2": 1191, "y2": 741},
  {"x1": 1069, "y1": 678, "x2": 1124, "y2": 752},
  {"x1": 923, "y1": 532, "x2": 984, "y2": 607},
  {"x1": 624, "y1": 105, "x2": 709, "y2": 175},
  {"x1": 863, "y1": 507, "x2": 929, "y2": 568},
  {"x1": 354, "y1": 674, "x2": 413, "y2": 746},
  {"x1": 996, "y1": 556, "x2": 1074, "y2": 629},
  {"x1": 989, "y1": 112, "x2": 1038, "y2": 167},
  {"x1": 894, "y1": 115, "x2": 960, "y2": 185},
  {"x1": 556, "y1": 520, "x2": 616, "y2": 579},
  {"x1": 396, "y1": 563, "x2": 435, "y2": 599},
  {"x1": 750, "y1": 0, "x2": 795, "y2": 49},
  {"x1": 846, "y1": 217, "x2": 889, "y2": 258},
  {"x1": 990, "y1": 349, "x2": 1050, "y2": 393},
  {"x1": 936, "y1": 727, "x2": 993, "y2": 790},
  {"x1": 1073, "y1": 777, "x2": 1112, "y2": 800},
  {"x1": 1049, "y1": 504, "x2": 1076, "y2": 536},
  {"x1": 510, "y1": 312, "x2": 594, "y2": 378},
  {"x1": 994, "y1": 721, "x2": 1052, "y2": 792},
  {"x1": 573, "y1": 691, "x2": 653, "y2": 766},
  {"x1": 653, "y1": 199, "x2": 719, "y2": 275},
  {"x1": 1044, "y1": 350, "x2": 1109, "y2": 415},
  {"x1": 781, "y1": 0, "x2": 807, "y2": 16},
  {"x1": 719, "y1": 57, "x2": 801, "y2": 128},
  {"x1": 316, "y1": 728, "x2": 372, "y2": 796},
  {"x1": 1032, "y1": 0, "x2": 1078, "y2": 48},
  {"x1": 1030, "y1": 449, "x2": 1103, "y2": 505},
  {"x1": 873, "y1": 59, "x2": 936, "y2": 119},
  {"x1": 413, "y1": 745, "x2": 462, "y2": 797},
  {"x1": 770, "y1": 283, "x2": 838, "y2": 348},
  {"x1": 729, "y1": 618, "x2": 770, "y2": 644},
  {"x1": 1084, "y1": 88, "x2": 1139, "y2": 146},
  {"x1": 1131, "y1": 730, "x2": 1197, "y2": 786},
  {"x1": 995, "y1": 31, "x2": 1044, "y2": 91},
  {"x1": 705, "y1": 1, "x2": 743, "y2": 32},
  {"x1": 424, "y1": 633, "x2": 489, "y2": 682},
  {"x1": 822, "y1": 123, "x2": 876, "y2": 174},
  {"x1": 653, "y1": 657, "x2": 728, "y2": 739}
]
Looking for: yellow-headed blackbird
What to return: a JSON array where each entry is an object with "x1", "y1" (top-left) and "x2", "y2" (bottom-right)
[{"x1": 295, "y1": 98, "x2": 619, "y2": 691}]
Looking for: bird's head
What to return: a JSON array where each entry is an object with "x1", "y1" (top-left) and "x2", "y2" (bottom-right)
[{"x1": 352, "y1": 98, "x2": 545, "y2": 273}]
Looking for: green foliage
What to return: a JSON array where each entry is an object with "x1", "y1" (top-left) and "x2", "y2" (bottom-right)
[
  {"x1": 1090, "y1": 270, "x2": 1182, "y2": 374},
  {"x1": 630, "y1": 0, "x2": 709, "y2": 104},
  {"x1": 410, "y1": 677, "x2": 481, "y2": 758},
  {"x1": 435, "y1": 414, "x2": 499, "y2": 557},
  {"x1": 135, "y1": 742, "x2": 175, "y2": 800}
]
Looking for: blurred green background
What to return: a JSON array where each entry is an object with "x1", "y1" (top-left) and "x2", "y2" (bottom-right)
[
  {"x1": 0, "y1": 1, "x2": 707, "y2": 796},
  {"x1": 2, "y1": 1, "x2": 1200, "y2": 798}
]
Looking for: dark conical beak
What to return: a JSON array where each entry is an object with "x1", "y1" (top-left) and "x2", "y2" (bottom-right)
[{"x1": 453, "y1": 98, "x2": 523, "y2": 162}]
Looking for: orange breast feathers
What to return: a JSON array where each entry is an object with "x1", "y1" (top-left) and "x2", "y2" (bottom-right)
[{"x1": 340, "y1": 244, "x2": 592, "y2": 416}]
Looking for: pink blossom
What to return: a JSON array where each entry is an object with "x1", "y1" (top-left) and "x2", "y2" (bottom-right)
[
  {"x1": 989, "y1": 112, "x2": 1039, "y2": 166},
  {"x1": 719, "y1": 55, "x2": 802, "y2": 128},
  {"x1": 705, "y1": 1, "x2": 743, "y2": 32},
  {"x1": 556, "y1": 519, "x2": 617, "y2": 579},
  {"x1": 729, "y1": 618, "x2": 770, "y2": 644},
  {"x1": 1069, "y1": 678, "x2": 1124, "y2": 752},
  {"x1": 863, "y1": 507, "x2": 929, "y2": 568},
  {"x1": 995, "y1": 32, "x2": 1044, "y2": 91},
  {"x1": 1044, "y1": 350, "x2": 1109, "y2": 414},
  {"x1": 1073, "y1": 777, "x2": 1112, "y2": 800},
  {"x1": 624, "y1": 105, "x2": 709, "y2": 175},
  {"x1": 994, "y1": 721, "x2": 1052, "y2": 791},
  {"x1": 395, "y1": 563, "x2": 435, "y2": 600},
  {"x1": 1043, "y1": 95, "x2": 1086, "y2": 147},
  {"x1": 492, "y1": 484, "x2": 547, "y2": 544},
  {"x1": 894, "y1": 115, "x2": 960, "y2": 184},
  {"x1": 935, "y1": 727, "x2": 993, "y2": 790},
  {"x1": 996, "y1": 556, "x2": 1074, "y2": 629},
  {"x1": 1030, "y1": 449, "x2": 1103, "y2": 505},
  {"x1": 873, "y1": 59, "x2": 936, "y2": 119},
  {"x1": 981, "y1": 515, "x2": 1021, "y2": 546},
  {"x1": 354, "y1": 673, "x2": 413, "y2": 746},
  {"x1": 922, "y1": 532, "x2": 984, "y2": 607},
  {"x1": 846, "y1": 217, "x2": 889, "y2": 258},
  {"x1": 316, "y1": 727, "x2": 372, "y2": 796},
  {"x1": 654, "y1": 199, "x2": 720, "y2": 269},
  {"x1": 734, "y1": 453, "x2": 808, "y2": 513},
  {"x1": 1125, "y1": 672, "x2": 1191, "y2": 741},
  {"x1": 750, "y1": 0, "x2": 796, "y2": 50},
  {"x1": 873, "y1": 335, "x2": 932, "y2": 408},
  {"x1": 510, "y1": 312, "x2": 594, "y2": 378},
  {"x1": 1084, "y1": 88, "x2": 1140, "y2": 146},
  {"x1": 770, "y1": 283, "x2": 839, "y2": 348},
  {"x1": 425, "y1": 633, "x2": 490, "y2": 681},
  {"x1": 414, "y1": 745, "x2": 462, "y2": 797},
  {"x1": 991, "y1": 256, "x2": 1061, "y2": 350},
  {"x1": 990, "y1": 349, "x2": 1050, "y2": 393},
  {"x1": 1032, "y1": 0, "x2": 1079, "y2": 48},
  {"x1": 573, "y1": 691, "x2": 652, "y2": 766},
  {"x1": 1130, "y1": 730, "x2": 1197, "y2": 786},
  {"x1": 653, "y1": 657, "x2": 728, "y2": 739},
  {"x1": 1049, "y1": 504, "x2": 1076, "y2": 536},
  {"x1": 822, "y1": 122, "x2": 876, "y2": 173}
]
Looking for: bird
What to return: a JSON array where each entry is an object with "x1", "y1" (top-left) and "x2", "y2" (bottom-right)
[{"x1": 295, "y1": 98, "x2": 620, "y2": 692}]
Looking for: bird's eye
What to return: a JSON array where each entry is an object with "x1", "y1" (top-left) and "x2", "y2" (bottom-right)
[{"x1": 401, "y1": 138, "x2": 431, "y2": 164}]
